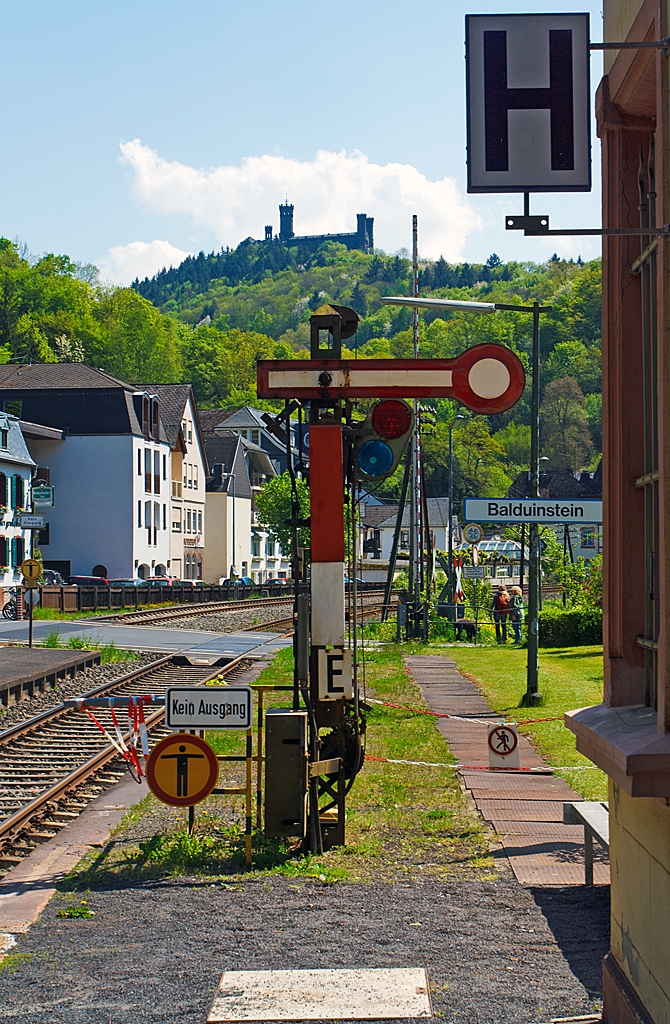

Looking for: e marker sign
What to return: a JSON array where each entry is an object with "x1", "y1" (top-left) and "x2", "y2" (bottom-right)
[
  {"x1": 166, "y1": 686, "x2": 252, "y2": 730},
  {"x1": 464, "y1": 497, "x2": 602, "y2": 524}
]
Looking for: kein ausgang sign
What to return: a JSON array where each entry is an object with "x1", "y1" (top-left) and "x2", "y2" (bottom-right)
[
  {"x1": 464, "y1": 498, "x2": 602, "y2": 524},
  {"x1": 166, "y1": 686, "x2": 252, "y2": 730}
]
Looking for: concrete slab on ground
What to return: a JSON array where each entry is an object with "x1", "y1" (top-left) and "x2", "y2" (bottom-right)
[
  {"x1": 208, "y1": 968, "x2": 432, "y2": 1022},
  {"x1": 405, "y1": 655, "x2": 609, "y2": 886},
  {"x1": 0, "y1": 648, "x2": 101, "y2": 705},
  {"x1": 0, "y1": 771, "x2": 149, "y2": 940}
]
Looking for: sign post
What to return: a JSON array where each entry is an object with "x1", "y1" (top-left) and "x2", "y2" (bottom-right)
[{"x1": 20, "y1": 557, "x2": 41, "y2": 649}]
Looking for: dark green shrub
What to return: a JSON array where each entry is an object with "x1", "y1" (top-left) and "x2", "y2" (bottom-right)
[{"x1": 539, "y1": 605, "x2": 602, "y2": 646}]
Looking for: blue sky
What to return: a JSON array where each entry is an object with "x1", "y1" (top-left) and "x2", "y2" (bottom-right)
[{"x1": 1, "y1": 0, "x2": 605, "y2": 283}]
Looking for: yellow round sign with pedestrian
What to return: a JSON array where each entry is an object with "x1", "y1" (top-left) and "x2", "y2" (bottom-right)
[
  {"x1": 20, "y1": 558, "x2": 41, "y2": 582},
  {"x1": 146, "y1": 734, "x2": 218, "y2": 807}
]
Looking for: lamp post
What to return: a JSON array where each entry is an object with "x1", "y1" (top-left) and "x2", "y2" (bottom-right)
[
  {"x1": 381, "y1": 294, "x2": 551, "y2": 705},
  {"x1": 448, "y1": 414, "x2": 464, "y2": 611}
]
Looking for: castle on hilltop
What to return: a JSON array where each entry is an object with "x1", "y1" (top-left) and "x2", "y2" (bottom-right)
[{"x1": 262, "y1": 203, "x2": 373, "y2": 254}]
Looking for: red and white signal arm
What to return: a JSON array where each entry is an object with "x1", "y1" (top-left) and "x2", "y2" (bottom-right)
[{"x1": 257, "y1": 343, "x2": 525, "y2": 415}]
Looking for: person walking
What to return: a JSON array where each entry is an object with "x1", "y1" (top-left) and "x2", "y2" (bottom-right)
[
  {"x1": 491, "y1": 585, "x2": 510, "y2": 643},
  {"x1": 508, "y1": 585, "x2": 524, "y2": 644}
]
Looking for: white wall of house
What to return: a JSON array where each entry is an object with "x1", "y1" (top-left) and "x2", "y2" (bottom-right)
[
  {"x1": 0, "y1": 461, "x2": 34, "y2": 588},
  {"x1": 27, "y1": 434, "x2": 171, "y2": 579},
  {"x1": 250, "y1": 530, "x2": 291, "y2": 582},
  {"x1": 202, "y1": 493, "x2": 252, "y2": 583},
  {"x1": 174, "y1": 396, "x2": 207, "y2": 579}
]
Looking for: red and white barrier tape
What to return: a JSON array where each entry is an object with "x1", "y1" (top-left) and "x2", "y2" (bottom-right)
[
  {"x1": 364, "y1": 755, "x2": 599, "y2": 771},
  {"x1": 365, "y1": 696, "x2": 564, "y2": 727}
]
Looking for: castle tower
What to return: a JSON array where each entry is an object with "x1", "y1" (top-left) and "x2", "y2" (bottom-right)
[
  {"x1": 357, "y1": 213, "x2": 373, "y2": 253},
  {"x1": 279, "y1": 202, "x2": 295, "y2": 241},
  {"x1": 264, "y1": 225, "x2": 273, "y2": 241}
]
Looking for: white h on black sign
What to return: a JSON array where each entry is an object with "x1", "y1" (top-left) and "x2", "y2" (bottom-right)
[
  {"x1": 166, "y1": 686, "x2": 252, "y2": 729},
  {"x1": 466, "y1": 13, "x2": 591, "y2": 193}
]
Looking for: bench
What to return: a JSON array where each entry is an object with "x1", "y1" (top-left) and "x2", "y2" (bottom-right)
[{"x1": 563, "y1": 801, "x2": 609, "y2": 885}]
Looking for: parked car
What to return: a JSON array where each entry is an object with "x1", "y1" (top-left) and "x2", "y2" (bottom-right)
[
  {"x1": 145, "y1": 576, "x2": 175, "y2": 586},
  {"x1": 107, "y1": 578, "x2": 146, "y2": 586},
  {"x1": 221, "y1": 576, "x2": 254, "y2": 586},
  {"x1": 42, "y1": 569, "x2": 65, "y2": 585},
  {"x1": 68, "y1": 575, "x2": 109, "y2": 586}
]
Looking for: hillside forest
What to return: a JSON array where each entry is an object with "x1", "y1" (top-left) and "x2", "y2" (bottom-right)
[{"x1": 0, "y1": 235, "x2": 601, "y2": 504}]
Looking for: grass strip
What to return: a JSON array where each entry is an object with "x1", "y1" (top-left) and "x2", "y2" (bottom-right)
[{"x1": 65, "y1": 645, "x2": 492, "y2": 886}]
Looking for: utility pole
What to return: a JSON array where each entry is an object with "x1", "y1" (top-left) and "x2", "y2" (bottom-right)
[
  {"x1": 448, "y1": 414, "x2": 464, "y2": 611},
  {"x1": 409, "y1": 215, "x2": 421, "y2": 637}
]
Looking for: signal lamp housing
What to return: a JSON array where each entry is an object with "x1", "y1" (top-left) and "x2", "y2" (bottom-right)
[{"x1": 356, "y1": 399, "x2": 414, "y2": 482}]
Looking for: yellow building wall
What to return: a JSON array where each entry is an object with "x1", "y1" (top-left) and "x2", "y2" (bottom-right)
[
  {"x1": 609, "y1": 779, "x2": 670, "y2": 1023},
  {"x1": 603, "y1": 0, "x2": 647, "y2": 73},
  {"x1": 202, "y1": 492, "x2": 228, "y2": 583}
]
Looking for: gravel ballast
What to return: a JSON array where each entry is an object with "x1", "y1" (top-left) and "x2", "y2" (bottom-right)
[
  {"x1": 0, "y1": 866, "x2": 608, "y2": 1024},
  {"x1": 158, "y1": 602, "x2": 293, "y2": 633}
]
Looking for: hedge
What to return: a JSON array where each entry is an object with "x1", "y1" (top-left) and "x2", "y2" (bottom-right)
[{"x1": 539, "y1": 605, "x2": 602, "y2": 646}]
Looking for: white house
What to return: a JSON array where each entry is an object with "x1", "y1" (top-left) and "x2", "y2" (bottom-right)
[
  {"x1": 144, "y1": 384, "x2": 208, "y2": 580},
  {"x1": 202, "y1": 431, "x2": 284, "y2": 583},
  {"x1": 0, "y1": 364, "x2": 172, "y2": 580},
  {"x1": 0, "y1": 414, "x2": 35, "y2": 590}
]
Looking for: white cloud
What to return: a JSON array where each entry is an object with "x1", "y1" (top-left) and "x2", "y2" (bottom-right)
[
  {"x1": 98, "y1": 238, "x2": 194, "y2": 285},
  {"x1": 119, "y1": 139, "x2": 481, "y2": 260}
]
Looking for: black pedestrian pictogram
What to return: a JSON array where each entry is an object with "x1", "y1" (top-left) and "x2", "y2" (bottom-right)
[
  {"x1": 488, "y1": 725, "x2": 518, "y2": 755},
  {"x1": 160, "y1": 744, "x2": 205, "y2": 797}
]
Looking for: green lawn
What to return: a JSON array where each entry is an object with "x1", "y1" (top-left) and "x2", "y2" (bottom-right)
[
  {"x1": 445, "y1": 644, "x2": 607, "y2": 800},
  {"x1": 68, "y1": 645, "x2": 492, "y2": 885}
]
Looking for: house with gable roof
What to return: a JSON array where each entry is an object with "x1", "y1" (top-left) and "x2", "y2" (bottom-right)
[
  {"x1": 0, "y1": 413, "x2": 35, "y2": 590},
  {"x1": 142, "y1": 384, "x2": 207, "y2": 580},
  {"x1": 0, "y1": 363, "x2": 172, "y2": 580}
]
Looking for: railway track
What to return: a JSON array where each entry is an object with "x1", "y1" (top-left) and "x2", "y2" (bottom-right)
[
  {"x1": 0, "y1": 648, "x2": 267, "y2": 876},
  {"x1": 90, "y1": 590, "x2": 392, "y2": 627},
  {"x1": 93, "y1": 594, "x2": 294, "y2": 625}
]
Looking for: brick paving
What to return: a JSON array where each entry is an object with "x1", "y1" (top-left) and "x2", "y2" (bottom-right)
[{"x1": 405, "y1": 655, "x2": 610, "y2": 885}]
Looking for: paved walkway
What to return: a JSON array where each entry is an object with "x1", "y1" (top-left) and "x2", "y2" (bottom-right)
[
  {"x1": 406, "y1": 655, "x2": 609, "y2": 886},
  {"x1": 0, "y1": 619, "x2": 292, "y2": 659}
]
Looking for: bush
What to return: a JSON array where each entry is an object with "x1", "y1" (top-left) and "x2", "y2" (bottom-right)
[{"x1": 539, "y1": 605, "x2": 602, "y2": 646}]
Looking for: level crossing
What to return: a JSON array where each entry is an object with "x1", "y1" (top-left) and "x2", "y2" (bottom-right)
[{"x1": 0, "y1": 619, "x2": 292, "y2": 659}]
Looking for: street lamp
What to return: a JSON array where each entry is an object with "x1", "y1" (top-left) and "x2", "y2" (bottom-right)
[
  {"x1": 382, "y1": 293, "x2": 551, "y2": 704},
  {"x1": 448, "y1": 414, "x2": 464, "y2": 611}
]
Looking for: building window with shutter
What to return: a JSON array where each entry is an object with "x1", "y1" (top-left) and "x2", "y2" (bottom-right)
[
  {"x1": 0, "y1": 429, "x2": 7, "y2": 450},
  {"x1": 153, "y1": 451, "x2": 160, "y2": 494},
  {"x1": 137, "y1": 500, "x2": 142, "y2": 527},
  {"x1": 197, "y1": 510, "x2": 202, "y2": 534},
  {"x1": 188, "y1": 420, "x2": 193, "y2": 443},
  {"x1": 144, "y1": 450, "x2": 151, "y2": 493},
  {"x1": 252, "y1": 536, "x2": 260, "y2": 557},
  {"x1": 183, "y1": 461, "x2": 187, "y2": 486},
  {"x1": 151, "y1": 399, "x2": 159, "y2": 440},
  {"x1": 0, "y1": 473, "x2": 6, "y2": 508},
  {"x1": 0, "y1": 535, "x2": 7, "y2": 567},
  {"x1": 137, "y1": 449, "x2": 142, "y2": 475},
  {"x1": 251, "y1": 429, "x2": 260, "y2": 445},
  {"x1": 153, "y1": 502, "x2": 159, "y2": 546},
  {"x1": 11, "y1": 475, "x2": 24, "y2": 510},
  {"x1": 163, "y1": 504, "x2": 167, "y2": 530},
  {"x1": 142, "y1": 396, "x2": 150, "y2": 440},
  {"x1": 187, "y1": 510, "x2": 191, "y2": 533},
  {"x1": 162, "y1": 454, "x2": 167, "y2": 480},
  {"x1": 193, "y1": 464, "x2": 198, "y2": 490},
  {"x1": 188, "y1": 464, "x2": 193, "y2": 488},
  {"x1": 145, "y1": 501, "x2": 151, "y2": 544},
  {"x1": 11, "y1": 537, "x2": 24, "y2": 567}
]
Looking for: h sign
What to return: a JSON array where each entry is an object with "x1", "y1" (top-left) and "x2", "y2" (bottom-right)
[{"x1": 466, "y1": 14, "x2": 590, "y2": 193}]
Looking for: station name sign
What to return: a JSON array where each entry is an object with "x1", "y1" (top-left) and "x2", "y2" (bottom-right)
[
  {"x1": 166, "y1": 686, "x2": 252, "y2": 730},
  {"x1": 464, "y1": 498, "x2": 602, "y2": 524}
]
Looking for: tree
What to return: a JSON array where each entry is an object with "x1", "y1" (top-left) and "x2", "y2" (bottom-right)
[
  {"x1": 254, "y1": 473, "x2": 310, "y2": 556},
  {"x1": 541, "y1": 376, "x2": 592, "y2": 469},
  {"x1": 486, "y1": 253, "x2": 503, "y2": 268},
  {"x1": 452, "y1": 418, "x2": 510, "y2": 497}
]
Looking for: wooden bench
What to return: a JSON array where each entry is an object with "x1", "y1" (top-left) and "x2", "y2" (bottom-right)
[{"x1": 563, "y1": 801, "x2": 609, "y2": 885}]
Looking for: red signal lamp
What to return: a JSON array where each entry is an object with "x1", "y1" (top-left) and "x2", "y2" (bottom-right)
[{"x1": 371, "y1": 400, "x2": 413, "y2": 439}]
